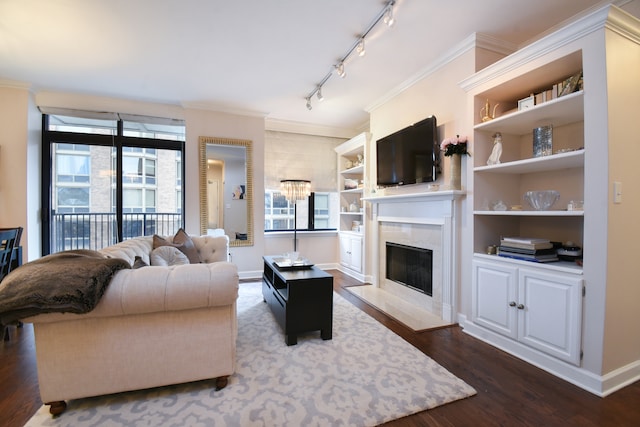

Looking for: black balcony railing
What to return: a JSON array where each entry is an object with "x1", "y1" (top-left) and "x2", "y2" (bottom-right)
[{"x1": 51, "y1": 212, "x2": 183, "y2": 253}]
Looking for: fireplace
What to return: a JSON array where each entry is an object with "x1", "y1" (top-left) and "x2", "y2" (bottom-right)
[
  {"x1": 386, "y1": 242, "x2": 433, "y2": 296},
  {"x1": 366, "y1": 190, "x2": 463, "y2": 323}
]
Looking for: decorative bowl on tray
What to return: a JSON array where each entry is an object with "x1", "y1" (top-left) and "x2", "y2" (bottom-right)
[{"x1": 523, "y1": 190, "x2": 560, "y2": 211}]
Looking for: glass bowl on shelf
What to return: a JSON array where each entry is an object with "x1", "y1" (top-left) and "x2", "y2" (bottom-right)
[{"x1": 523, "y1": 190, "x2": 560, "y2": 210}]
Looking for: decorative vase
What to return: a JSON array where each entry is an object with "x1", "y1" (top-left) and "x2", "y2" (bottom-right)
[{"x1": 449, "y1": 154, "x2": 462, "y2": 190}]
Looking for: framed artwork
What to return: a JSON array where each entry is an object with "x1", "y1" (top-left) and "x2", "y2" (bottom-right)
[
  {"x1": 232, "y1": 184, "x2": 246, "y2": 200},
  {"x1": 518, "y1": 95, "x2": 535, "y2": 111},
  {"x1": 559, "y1": 71, "x2": 583, "y2": 97}
]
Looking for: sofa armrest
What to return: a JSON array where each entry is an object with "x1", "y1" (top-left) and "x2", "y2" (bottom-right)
[{"x1": 26, "y1": 262, "x2": 239, "y2": 323}]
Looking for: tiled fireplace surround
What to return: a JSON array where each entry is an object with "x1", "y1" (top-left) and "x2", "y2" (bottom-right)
[{"x1": 367, "y1": 191, "x2": 463, "y2": 323}]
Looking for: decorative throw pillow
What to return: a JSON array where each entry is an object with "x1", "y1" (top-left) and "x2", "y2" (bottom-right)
[
  {"x1": 152, "y1": 229, "x2": 201, "y2": 264},
  {"x1": 132, "y1": 256, "x2": 148, "y2": 269},
  {"x1": 171, "y1": 228, "x2": 201, "y2": 263},
  {"x1": 150, "y1": 246, "x2": 190, "y2": 266}
]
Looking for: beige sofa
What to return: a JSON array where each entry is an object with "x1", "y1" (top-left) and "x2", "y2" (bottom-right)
[{"x1": 24, "y1": 234, "x2": 239, "y2": 415}]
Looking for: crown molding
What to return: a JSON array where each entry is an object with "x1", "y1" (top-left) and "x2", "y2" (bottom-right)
[
  {"x1": 459, "y1": 4, "x2": 639, "y2": 93},
  {"x1": 606, "y1": 3, "x2": 640, "y2": 44},
  {"x1": 181, "y1": 101, "x2": 268, "y2": 119},
  {"x1": 265, "y1": 118, "x2": 358, "y2": 139},
  {"x1": 475, "y1": 32, "x2": 518, "y2": 56},
  {"x1": 0, "y1": 79, "x2": 31, "y2": 90},
  {"x1": 365, "y1": 32, "x2": 515, "y2": 113}
]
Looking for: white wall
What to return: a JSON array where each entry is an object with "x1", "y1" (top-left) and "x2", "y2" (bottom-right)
[{"x1": 183, "y1": 108, "x2": 265, "y2": 278}]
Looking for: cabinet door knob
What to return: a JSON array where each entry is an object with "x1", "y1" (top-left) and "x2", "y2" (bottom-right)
[
  {"x1": 509, "y1": 301, "x2": 516, "y2": 307},
  {"x1": 517, "y1": 304, "x2": 525, "y2": 310}
]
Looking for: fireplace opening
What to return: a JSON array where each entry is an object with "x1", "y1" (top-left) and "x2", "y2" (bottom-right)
[{"x1": 386, "y1": 242, "x2": 433, "y2": 296}]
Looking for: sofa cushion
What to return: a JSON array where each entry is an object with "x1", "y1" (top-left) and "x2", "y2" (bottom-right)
[
  {"x1": 153, "y1": 230, "x2": 201, "y2": 264},
  {"x1": 150, "y1": 246, "x2": 190, "y2": 266}
]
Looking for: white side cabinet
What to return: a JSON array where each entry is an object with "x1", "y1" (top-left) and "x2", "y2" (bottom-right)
[
  {"x1": 472, "y1": 257, "x2": 583, "y2": 365},
  {"x1": 339, "y1": 233, "x2": 363, "y2": 273}
]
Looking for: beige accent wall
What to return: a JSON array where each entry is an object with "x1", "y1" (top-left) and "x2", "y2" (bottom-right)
[
  {"x1": 0, "y1": 85, "x2": 34, "y2": 261},
  {"x1": 602, "y1": 29, "x2": 640, "y2": 373}
]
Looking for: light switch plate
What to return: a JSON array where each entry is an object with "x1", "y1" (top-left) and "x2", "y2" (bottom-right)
[{"x1": 613, "y1": 181, "x2": 622, "y2": 204}]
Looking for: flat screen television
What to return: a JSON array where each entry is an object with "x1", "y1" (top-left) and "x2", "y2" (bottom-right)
[{"x1": 376, "y1": 115, "x2": 439, "y2": 187}]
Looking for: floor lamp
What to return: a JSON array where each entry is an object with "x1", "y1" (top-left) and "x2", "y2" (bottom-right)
[{"x1": 280, "y1": 179, "x2": 311, "y2": 254}]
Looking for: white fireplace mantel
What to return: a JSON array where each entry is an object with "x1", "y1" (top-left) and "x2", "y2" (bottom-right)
[
  {"x1": 363, "y1": 189, "x2": 465, "y2": 204},
  {"x1": 364, "y1": 190, "x2": 465, "y2": 323}
]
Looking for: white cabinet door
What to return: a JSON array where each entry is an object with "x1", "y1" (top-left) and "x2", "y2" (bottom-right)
[
  {"x1": 518, "y1": 268, "x2": 583, "y2": 365},
  {"x1": 350, "y1": 235, "x2": 363, "y2": 273},
  {"x1": 472, "y1": 259, "x2": 518, "y2": 339},
  {"x1": 339, "y1": 234, "x2": 351, "y2": 268},
  {"x1": 339, "y1": 234, "x2": 363, "y2": 273}
]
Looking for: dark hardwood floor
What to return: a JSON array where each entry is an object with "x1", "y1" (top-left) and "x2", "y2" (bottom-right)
[{"x1": 2, "y1": 270, "x2": 639, "y2": 427}]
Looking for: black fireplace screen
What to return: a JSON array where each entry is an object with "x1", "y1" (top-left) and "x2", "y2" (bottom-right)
[{"x1": 386, "y1": 242, "x2": 433, "y2": 296}]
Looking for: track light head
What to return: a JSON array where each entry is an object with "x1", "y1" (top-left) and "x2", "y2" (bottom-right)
[
  {"x1": 383, "y1": 5, "x2": 395, "y2": 27},
  {"x1": 316, "y1": 87, "x2": 324, "y2": 102},
  {"x1": 306, "y1": 97, "x2": 312, "y2": 110},
  {"x1": 335, "y1": 62, "x2": 346, "y2": 78},
  {"x1": 356, "y1": 38, "x2": 366, "y2": 57}
]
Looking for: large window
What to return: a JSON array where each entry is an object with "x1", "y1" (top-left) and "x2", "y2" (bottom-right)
[
  {"x1": 264, "y1": 191, "x2": 338, "y2": 231},
  {"x1": 42, "y1": 111, "x2": 185, "y2": 255},
  {"x1": 264, "y1": 131, "x2": 343, "y2": 232}
]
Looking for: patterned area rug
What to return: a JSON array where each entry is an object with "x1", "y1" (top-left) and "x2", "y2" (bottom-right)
[{"x1": 26, "y1": 282, "x2": 476, "y2": 427}]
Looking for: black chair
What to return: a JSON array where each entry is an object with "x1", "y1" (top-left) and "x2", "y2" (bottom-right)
[{"x1": 0, "y1": 228, "x2": 21, "y2": 341}]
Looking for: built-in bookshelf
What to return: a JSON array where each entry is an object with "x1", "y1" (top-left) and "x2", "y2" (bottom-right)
[{"x1": 335, "y1": 132, "x2": 370, "y2": 280}]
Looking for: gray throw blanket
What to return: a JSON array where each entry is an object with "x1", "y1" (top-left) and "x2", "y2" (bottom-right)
[{"x1": 0, "y1": 250, "x2": 130, "y2": 324}]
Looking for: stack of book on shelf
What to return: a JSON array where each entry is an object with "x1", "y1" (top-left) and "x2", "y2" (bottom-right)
[{"x1": 498, "y1": 237, "x2": 558, "y2": 263}]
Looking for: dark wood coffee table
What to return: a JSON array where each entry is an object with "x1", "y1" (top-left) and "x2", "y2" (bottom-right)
[{"x1": 262, "y1": 256, "x2": 333, "y2": 345}]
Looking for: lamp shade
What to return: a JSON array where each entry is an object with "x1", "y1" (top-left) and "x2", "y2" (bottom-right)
[{"x1": 280, "y1": 179, "x2": 311, "y2": 203}]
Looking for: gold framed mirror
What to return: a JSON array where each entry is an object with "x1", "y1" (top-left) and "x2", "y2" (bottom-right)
[{"x1": 199, "y1": 136, "x2": 254, "y2": 247}]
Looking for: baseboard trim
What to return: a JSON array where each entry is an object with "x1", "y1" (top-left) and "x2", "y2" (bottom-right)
[
  {"x1": 458, "y1": 314, "x2": 639, "y2": 397},
  {"x1": 601, "y1": 360, "x2": 640, "y2": 397},
  {"x1": 335, "y1": 265, "x2": 365, "y2": 282},
  {"x1": 239, "y1": 263, "x2": 342, "y2": 281}
]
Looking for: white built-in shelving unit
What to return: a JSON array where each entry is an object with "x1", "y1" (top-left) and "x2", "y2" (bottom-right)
[{"x1": 460, "y1": 5, "x2": 640, "y2": 396}]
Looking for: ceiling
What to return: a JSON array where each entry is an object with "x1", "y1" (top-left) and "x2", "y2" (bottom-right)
[{"x1": 1, "y1": 0, "x2": 638, "y2": 133}]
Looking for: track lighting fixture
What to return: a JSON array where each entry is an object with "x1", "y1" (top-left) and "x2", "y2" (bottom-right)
[
  {"x1": 303, "y1": 0, "x2": 396, "y2": 110},
  {"x1": 356, "y1": 38, "x2": 366, "y2": 57}
]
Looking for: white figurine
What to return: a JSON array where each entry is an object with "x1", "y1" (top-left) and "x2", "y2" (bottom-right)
[{"x1": 487, "y1": 132, "x2": 503, "y2": 165}]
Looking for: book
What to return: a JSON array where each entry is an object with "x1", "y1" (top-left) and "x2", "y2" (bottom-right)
[
  {"x1": 498, "y1": 248, "x2": 557, "y2": 258},
  {"x1": 497, "y1": 250, "x2": 559, "y2": 263},
  {"x1": 501, "y1": 236, "x2": 550, "y2": 244},
  {"x1": 499, "y1": 240, "x2": 554, "y2": 251},
  {"x1": 499, "y1": 237, "x2": 553, "y2": 251},
  {"x1": 498, "y1": 246, "x2": 556, "y2": 255}
]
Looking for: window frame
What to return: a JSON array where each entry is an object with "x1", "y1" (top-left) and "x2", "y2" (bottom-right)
[
  {"x1": 264, "y1": 191, "x2": 337, "y2": 233},
  {"x1": 41, "y1": 114, "x2": 185, "y2": 255}
]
